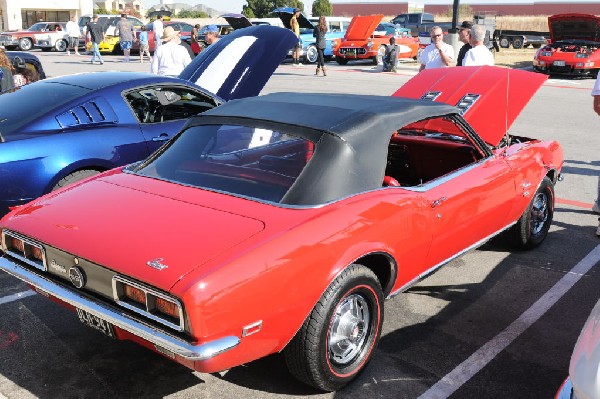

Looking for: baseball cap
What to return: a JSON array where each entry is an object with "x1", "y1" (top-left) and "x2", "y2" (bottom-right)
[
  {"x1": 294, "y1": 8, "x2": 301, "y2": 12},
  {"x1": 205, "y1": 24, "x2": 218, "y2": 33}
]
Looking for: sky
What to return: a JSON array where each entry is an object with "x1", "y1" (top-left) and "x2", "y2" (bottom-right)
[
  {"x1": 145, "y1": 1, "x2": 249, "y2": 13},
  {"x1": 144, "y1": 0, "x2": 322, "y2": 13}
]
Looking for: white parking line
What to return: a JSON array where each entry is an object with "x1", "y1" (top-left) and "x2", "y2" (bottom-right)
[
  {"x1": 0, "y1": 290, "x2": 36, "y2": 306},
  {"x1": 419, "y1": 244, "x2": 600, "y2": 399}
]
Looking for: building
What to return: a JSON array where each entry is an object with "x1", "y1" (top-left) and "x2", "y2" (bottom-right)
[
  {"x1": 0, "y1": 0, "x2": 94, "y2": 31},
  {"x1": 94, "y1": 0, "x2": 145, "y2": 17},
  {"x1": 331, "y1": 0, "x2": 600, "y2": 16}
]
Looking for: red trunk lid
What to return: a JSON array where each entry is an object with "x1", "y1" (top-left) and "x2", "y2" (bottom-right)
[{"x1": 393, "y1": 66, "x2": 547, "y2": 147}]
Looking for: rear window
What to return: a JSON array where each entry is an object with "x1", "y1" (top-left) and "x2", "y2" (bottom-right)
[
  {"x1": 0, "y1": 82, "x2": 90, "y2": 136},
  {"x1": 134, "y1": 124, "x2": 314, "y2": 203}
]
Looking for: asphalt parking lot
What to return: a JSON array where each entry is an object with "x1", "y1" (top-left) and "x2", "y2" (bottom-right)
[{"x1": 0, "y1": 50, "x2": 599, "y2": 399}]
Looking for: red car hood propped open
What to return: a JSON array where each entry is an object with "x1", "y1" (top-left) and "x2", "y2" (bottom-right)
[
  {"x1": 3, "y1": 174, "x2": 265, "y2": 290},
  {"x1": 548, "y1": 13, "x2": 600, "y2": 43},
  {"x1": 393, "y1": 66, "x2": 547, "y2": 147},
  {"x1": 343, "y1": 14, "x2": 384, "y2": 41}
]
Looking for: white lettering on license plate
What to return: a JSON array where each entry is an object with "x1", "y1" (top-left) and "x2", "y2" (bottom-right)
[{"x1": 76, "y1": 308, "x2": 115, "y2": 338}]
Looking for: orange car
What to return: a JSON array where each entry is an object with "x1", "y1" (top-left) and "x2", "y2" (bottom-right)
[{"x1": 334, "y1": 14, "x2": 419, "y2": 65}]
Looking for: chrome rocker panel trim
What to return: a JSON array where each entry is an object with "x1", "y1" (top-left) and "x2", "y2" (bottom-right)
[{"x1": 0, "y1": 256, "x2": 240, "y2": 361}]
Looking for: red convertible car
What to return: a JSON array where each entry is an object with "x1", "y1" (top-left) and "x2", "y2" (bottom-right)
[
  {"x1": 0, "y1": 66, "x2": 562, "y2": 391},
  {"x1": 533, "y1": 13, "x2": 600, "y2": 77},
  {"x1": 334, "y1": 14, "x2": 419, "y2": 65}
]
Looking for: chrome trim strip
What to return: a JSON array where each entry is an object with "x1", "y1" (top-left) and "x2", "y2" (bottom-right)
[
  {"x1": 386, "y1": 221, "x2": 517, "y2": 299},
  {"x1": 0, "y1": 257, "x2": 240, "y2": 361}
]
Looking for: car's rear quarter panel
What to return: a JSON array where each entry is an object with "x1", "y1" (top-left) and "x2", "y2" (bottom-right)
[{"x1": 171, "y1": 189, "x2": 432, "y2": 371}]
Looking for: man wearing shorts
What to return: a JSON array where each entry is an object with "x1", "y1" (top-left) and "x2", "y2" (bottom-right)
[
  {"x1": 65, "y1": 16, "x2": 81, "y2": 56},
  {"x1": 115, "y1": 14, "x2": 134, "y2": 62}
]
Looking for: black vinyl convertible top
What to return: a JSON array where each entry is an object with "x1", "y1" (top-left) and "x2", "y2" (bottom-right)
[{"x1": 189, "y1": 92, "x2": 460, "y2": 205}]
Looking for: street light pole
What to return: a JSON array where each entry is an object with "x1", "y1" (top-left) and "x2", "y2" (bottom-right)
[{"x1": 446, "y1": 0, "x2": 461, "y2": 60}]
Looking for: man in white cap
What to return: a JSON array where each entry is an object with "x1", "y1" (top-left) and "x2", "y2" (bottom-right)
[{"x1": 151, "y1": 26, "x2": 191, "y2": 77}]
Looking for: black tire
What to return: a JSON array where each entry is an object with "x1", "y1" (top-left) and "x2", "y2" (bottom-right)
[
  {"x1": 52, "y1": 170, "x2": 100, "y2": 191},
  {"x1": 508, "y1": 177, "x2": 554, "y2": 249},
  {"x1": 532, "y1": 43, "x2": 542, "y2": 49},
  {"x1": 499, "y1": 36, "x2": 510, "y2": 49},
  {"x1": 512, "y1": 37, "x2": 524, "y2": 49},
  {"x1": 335, "y1": 56, "x2": 348, "y2": 65},
  {"x1": 18, "y1": 37, "x2": 32, "y2": 51},
  {"x1": 284, "y1": 264, "x2": 384, "y2": 391}
]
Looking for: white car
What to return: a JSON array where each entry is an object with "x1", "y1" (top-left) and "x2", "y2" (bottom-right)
[{"x1": 33, "y1": 22, "x2": 68, "y2": 52}]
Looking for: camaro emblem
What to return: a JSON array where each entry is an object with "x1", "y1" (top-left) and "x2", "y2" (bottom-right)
[
  {"x1": 69, "y1": 267, "x2": 86, "y2": 289},
  {"x1": 49, "y1": 259, "x2": 67, "y2": 274},
  {"x1": 147, "y1": 258, "x2": 168, "y2": 270}
]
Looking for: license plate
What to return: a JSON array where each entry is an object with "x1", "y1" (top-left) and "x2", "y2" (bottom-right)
[
  {"x1": 345, "y1": 51, "x2": 356, "y2": 57},
  {"x1": 554, "y1": 60, "x2": 566, "y2": 66},
  {"x1": 76, "y1": 308, "x2": 115, "y2": 338}
]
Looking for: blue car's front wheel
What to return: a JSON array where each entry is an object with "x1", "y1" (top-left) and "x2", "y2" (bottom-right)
[{"x1": 304, "y1": 45, "x2": 318, "y2": 64}]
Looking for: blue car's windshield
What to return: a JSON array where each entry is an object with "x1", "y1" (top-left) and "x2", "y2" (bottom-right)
[{"x1": 0, "y1": 82, "x2": 90, "y2": 137}]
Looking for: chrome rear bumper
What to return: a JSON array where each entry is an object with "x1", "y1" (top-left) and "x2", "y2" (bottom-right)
[{"x1": 0, "y1": 256, "x2": 239, "y2": 361}]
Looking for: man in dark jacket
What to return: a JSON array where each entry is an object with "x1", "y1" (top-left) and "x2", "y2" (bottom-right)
[{"x1": 456, "y1": 21, "x2": 473, "y2": 66}]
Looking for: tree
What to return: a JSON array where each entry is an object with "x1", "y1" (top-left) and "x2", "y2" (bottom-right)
[
  {"x1": 243, "y1": 0, "x2": 305, "y2": 19},
  {"x1": 177, "y1": 10, "x2": 209, "y2": 18},
  {"x1": 312, "y1": 0, "x2": 332, "y2": 16}
]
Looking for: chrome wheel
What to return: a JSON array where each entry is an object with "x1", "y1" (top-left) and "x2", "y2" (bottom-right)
[
  {"x1": 305, "y1": 45, "x2": 318, "y2": 64},
  {"x1": 55, "y1": 39, "x2": 67, "y2": 52},
  {"x1": 18, "y1": 38, "x2": 32, "y2": 51},
  {"x1": 328, "y1": 293, "x2": 370, "y2": 365},
  {"x1": 530, "y1": 191, "x2": 549, "y2": 235}
]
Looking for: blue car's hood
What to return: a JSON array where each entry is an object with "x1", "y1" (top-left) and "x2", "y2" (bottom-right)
[
  {"x1": 179, "y1": 25, "x2": 296, "y2": 102},
  {"x1": 271, "y1": 7, "x2": 314, "y2": 30}
]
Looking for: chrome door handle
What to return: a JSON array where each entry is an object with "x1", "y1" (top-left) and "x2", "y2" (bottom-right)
[
  {"x1": 431, "y1": 197, "x2": 447, "y2": 208},
  {"x1": 152, "y1": 133, "x2": 170, "y2": 142}
]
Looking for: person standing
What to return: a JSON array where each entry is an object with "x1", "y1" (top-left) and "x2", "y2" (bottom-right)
[
  {"x1": 65, "y1": 16, "x2": 81, "y2": 56},
  {"x1": 418, "y1": 26, "x2": 454, "y2": 71},
  {"x1": 190, "y1": 23, "x2": 201, "y2": 55},
  {"x1": 138, "y1": 25, "x2": 151, "y2": 63},
  {"x1": 86, "y1": 15, "x2": 105, "y2": 65},
  {"x1": 313, "y1": 16, "x2": 327, "y2": 76},
  {"x1": 0, "y1": 47, "x2": 14, "y2": 91},
  {"x1": 115, "y1": 14, "x2": 134, "y2": 62},
  {"x1": 463, "y1": 24, "x2": 494, "y2": 66},
  {"x1": 290, "y1": 8, "x2": 301, "y2": 65},
  {"x1": 204, "y1": 25, "x2": 220, "y2": 46},
  {"x1": 382, "y1": 36, "x2": 398, "y2": 73},
  {"x1": 591, "y1": 74, "x2": 600, "y2": 236},
  {"x1": 151, "y1": 26, "x2": 191, "y2": 77},
  {"x1": 152, "y1": 15, "x2": 164, "y2": 50},
  {"x1": 456, "y1": 21, "x2": 472, "y2": 66}
]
